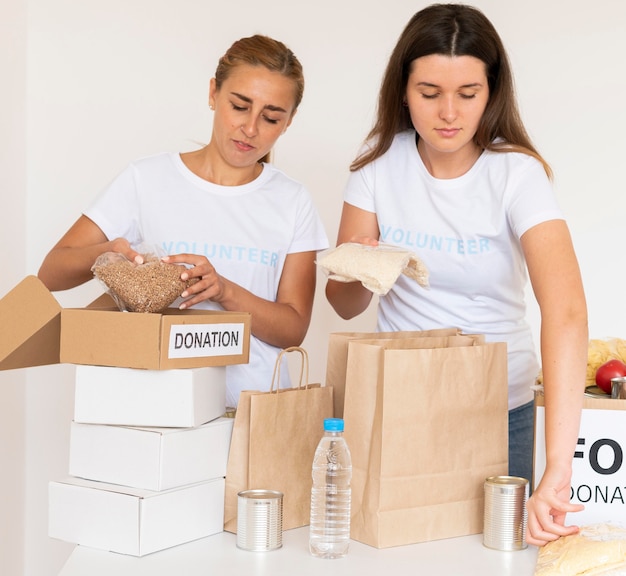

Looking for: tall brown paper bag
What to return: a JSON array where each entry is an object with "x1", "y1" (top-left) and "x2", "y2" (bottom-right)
[
  {"x1": 342, "y1": 334, "x2": 508, "y2": 548},
  {"x1": 224, "y1": 346, "x2": 334, "y2": 533},
  {"x1": 326, "y1": 328, "x2": 463, "y2": 418}
]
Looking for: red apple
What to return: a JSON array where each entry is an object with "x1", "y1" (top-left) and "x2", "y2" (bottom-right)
[{"x1": 595, "y1": 359, "x2": 626, "y2": 394}]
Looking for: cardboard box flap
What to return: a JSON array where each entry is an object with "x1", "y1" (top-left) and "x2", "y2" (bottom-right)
[
  {"x1": 0, "y1": 276, "x2": 61, "y2": 371},
  {"x1": 85, "y1": 292, "x2": 117, "y2": 309}
]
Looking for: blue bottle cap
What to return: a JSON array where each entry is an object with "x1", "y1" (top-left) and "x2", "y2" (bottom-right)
[{"x1": 323, "y1": 418, "x2": 344, "y2": 432}]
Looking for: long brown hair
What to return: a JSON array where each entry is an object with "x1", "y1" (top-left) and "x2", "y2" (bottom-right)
[
  {"x1": 214, "y1": 35, "x2": 304, "y2": 164},
  {"x1": 351, "y1": 4, "x2": 551, "y2": 177}
]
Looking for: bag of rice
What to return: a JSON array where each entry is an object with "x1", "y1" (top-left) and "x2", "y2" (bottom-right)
[{"x1": 317, "y1": 242, "x2": 429, "y2": 295}]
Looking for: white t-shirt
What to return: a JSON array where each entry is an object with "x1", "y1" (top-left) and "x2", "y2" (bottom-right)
[
  {"x1": 86, "y1": 152, "x2": 329, "y2": 407},
  {"x1": 344, "y1": 130, "x2": 563, "y2": 410}
]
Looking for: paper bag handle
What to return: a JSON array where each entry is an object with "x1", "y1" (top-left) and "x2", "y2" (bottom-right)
[{"x1": 270, "y1": 346, "x2": 310, "y2": 393}]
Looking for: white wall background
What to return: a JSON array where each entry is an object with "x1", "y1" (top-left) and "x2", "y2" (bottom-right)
[
  {"x1": 1, "y1": 1, "x2": 27, "y2": 575},
  {"x1": 2, "y1": 0, "x2": 625, "y2": 574}
]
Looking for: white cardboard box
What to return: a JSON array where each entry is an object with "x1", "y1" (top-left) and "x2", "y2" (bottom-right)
[
  {"x1": 534, "y1": 392, "x2": 626, "y2": 524},
  {"x1": 74, "y1": 365, "x2": 226, "y2": 427},
  {"x1": 48, "y1": 476, "x2": 225, "y2": 556},
  {"x1": 69, "y1": 417, "x2": 234, "y2": 491}
]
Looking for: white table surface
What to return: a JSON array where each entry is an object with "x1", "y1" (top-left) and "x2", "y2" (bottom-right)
[{"x1": 58, "y1": 527, "x2": 539, "y2": 576}]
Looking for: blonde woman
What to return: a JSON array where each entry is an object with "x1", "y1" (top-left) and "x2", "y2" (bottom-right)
[{"x1": 39, "y1": 35, "x2": 328, "y2": 407}]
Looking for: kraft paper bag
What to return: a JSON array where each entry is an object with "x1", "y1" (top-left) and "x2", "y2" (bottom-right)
[
  {"x1": 326, "y1": 328, "x2": 463, "y2": 418},
  {"x1": 224, "y1": 346, "x2": 334, "y2": 533},
  {"x1": 342, "y1": 334, "x2": 508, "y2": 548}
]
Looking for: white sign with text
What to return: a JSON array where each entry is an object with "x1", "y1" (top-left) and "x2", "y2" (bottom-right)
[
  {"x1": 168, "y1": 323, "x2": 245, "y2": 359},
  {"x1": 534, "y1": 406, "x2": 626, "y2": 525}
]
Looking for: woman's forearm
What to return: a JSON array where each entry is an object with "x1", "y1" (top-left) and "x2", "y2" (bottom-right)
[{"x1": 325, "y1": 278, "x2": 374, "y2": 319}]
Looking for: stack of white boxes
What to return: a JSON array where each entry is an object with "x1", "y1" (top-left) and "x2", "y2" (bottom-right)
[
  {"x1": 48, "y1": 364, "x2": 235, "y2": 557},
  {"x1": 0, "y1": 275, "x2": 250, "y2": 557}
]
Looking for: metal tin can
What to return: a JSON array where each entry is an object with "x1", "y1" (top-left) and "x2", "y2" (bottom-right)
[
  {"x1": 236, "y1": 489, "x2": 283, "y2": 551},
  {"x1": 483, "y1": 476, "x2": 528, "y2": 551},
  {"x1": 611, "y1": 377, "x2": 626, "y2": 399}
]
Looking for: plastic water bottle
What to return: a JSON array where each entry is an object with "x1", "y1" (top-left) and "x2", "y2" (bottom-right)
[{"x1": 309, "y1": 417, "x2": 352, "y2": 558}]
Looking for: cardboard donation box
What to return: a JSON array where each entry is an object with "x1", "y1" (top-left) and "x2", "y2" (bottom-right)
[
  {"x1": 534, "y1": 390, "x2": 626, "y2": 524},
  {"x1": 73, "y1": 365, "x2": 226, "y2": 427},
  {"x1": 334, "y1": 331, "x2": 509, "y2": 548},
  {"x1": 48, "y1": 477, "x2": 225, "y2": 556},
  {"x1": 69, "y1": 417, "x2": 234, "y2": 491},
  {"x1": 0, "y1": 276, "x2": 251, "y2": 371}
]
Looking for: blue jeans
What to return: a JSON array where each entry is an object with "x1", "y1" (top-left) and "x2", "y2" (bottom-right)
[{"x1": 508, "y1": 400, "x2": 534, "y2": 487}]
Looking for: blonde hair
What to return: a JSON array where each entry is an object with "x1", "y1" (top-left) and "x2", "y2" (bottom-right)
[{"x1": 215, "y1": 35, "x2": 304, "y2": 164}]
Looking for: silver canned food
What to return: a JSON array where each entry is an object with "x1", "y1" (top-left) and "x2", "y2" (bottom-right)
[
  {"x1": 611, "y1": 377, "x2": 626, "y2": 399},
  {"x1": 236, "y1": 489, "x2": 283, "y2": 551},
  {"x1": 483, "y1": 476, "x2": 528, "y2": 551}
]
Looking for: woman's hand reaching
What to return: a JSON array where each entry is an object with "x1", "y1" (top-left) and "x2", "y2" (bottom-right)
[{"x1": 526, "y1": 467, "x2": 584, "y2": 547}]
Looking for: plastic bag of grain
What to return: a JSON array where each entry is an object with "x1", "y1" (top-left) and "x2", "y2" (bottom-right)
[
  {"x1": 91, "y1": 251, "x2": 198, "y2": 313},
  {"x1": 317, "y1": 242, "x2": 429, "y2": 295}
]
